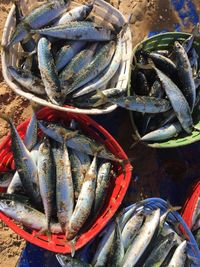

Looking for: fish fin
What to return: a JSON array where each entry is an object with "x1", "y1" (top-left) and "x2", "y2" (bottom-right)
[
  {"x1": 34, "y1": 228, "x2": 47, "y2": 238},
  {"x1": 30, "y1": 101, "x2": 40, "y2": 113},
  {"x1": 166, "y1": 200, "x2": 181, "y2": 212},
  {"x1": 70, "y1": 237, "x2": 78, "y2": 257},
  {"x1": 130, "y1": 137, "x2": 141, "y2": 149}
]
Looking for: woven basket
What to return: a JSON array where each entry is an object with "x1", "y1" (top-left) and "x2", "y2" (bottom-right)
[
  {"x1": 1, "y1": 0, "x2": 132, "y2": 115},
  {"x1": 0, "y1": 107, "x2": 132, "y2": 253},
  {"x1": 128, "y1": 32, "x2": 200, "y2": 148}
]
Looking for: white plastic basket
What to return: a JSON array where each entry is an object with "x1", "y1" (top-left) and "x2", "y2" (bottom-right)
[{"x1": 1, "y1": 0, "x2": 133, "y2": 115}]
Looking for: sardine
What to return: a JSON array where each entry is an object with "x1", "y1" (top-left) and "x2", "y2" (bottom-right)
[{"x1": 8, "y1": 66, "x2": 45, "y2": 95}]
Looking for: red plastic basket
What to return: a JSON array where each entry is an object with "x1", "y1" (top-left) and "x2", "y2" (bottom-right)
[
  {"x1": 181, "y1": 180, "x2": 200, "y2": 230},
  {"x1": 0, "y1": 107, "x2": 132, "y2": 253}
]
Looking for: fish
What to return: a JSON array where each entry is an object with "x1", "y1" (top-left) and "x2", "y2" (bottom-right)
[
  {"x1": 31, "y1": 21, "x2": 115, "y2": 41},
  {"x1": 37, "y1": 37, "x2": 63, "y2": 105},
  {"x1": 8, "y1": 66, "x2": 45, "y2": 95},
  {"x1": 121, "y1": 211, "x2": 144, "y2": 251},
  {"x1": 67, "y1": 155, "x2": 97, "y2": 240},
  {"x1": 174, "y1": 41, "x2": 196, "y2": 110},
  {"x1": 69, "y1": 149, "x2": 90, "y2": 201},
  {"x1": 93, "y1": 162, "x2": 112, "y2": 215},
  {"x1": 56, "y1": 3, "x2": 94, "y2": 25},
  {"x1": 154, "y1": 67, "x2": 193, "y2": 134},
  {"x1": 38, "y1": 121, "x2": 118, "y2": 162},
  {"x1": 0, "y1": 173, "x2": 13, "y2": 189},
  {"x1": 24, "y1": 112, "x2": 38, "y2": 151},
  {"x1": 0, "y1": 199, "x2": 63, "y2": 233},
  {"x1": 104, "y1": 94, "x2": 172, "y2": 113},
  {"x1": 122, "y1": 209, "x2": 160, "y2": 267},
  {"x1": 38, "y1": 138, "x2": 55, "y2": 235},
  {"x1": 7, "y1": 171, "x2": 22, "y2": 194},
  {"x1": 55, "y1": 41, "x2": 87, "y2": 72},
  {"x1": 1, "y1": 115, "x2": 41, "y2": 206},
  {"x1": 73, "y1": 29, "x2": 122, "y2": 98},
  {"x1": 143, "y1": 232, "x2": 176, "y2": 267},
  {"x1": 92, "y1": 222, "x2": 115, "y2": 267},
  {"x1": 64, "y1": 41, "x2": 116, "y2": 96},
  {"x1": 7, "y1": 0, "x2": 69, "y2": 48},
  {"x1": 141, "y1": 122, "x2": 182, "y2": 142},
  {"x1": 167, "y1": 240, "x2": 187, "y2": 267},
  {"x1": 107, "y1": 219, "x2": 124, "y2": 267},
  {"x1": 56, "y1": 254, "x2": 91, "y2": 267},
  {"x1": 52, "y1": 141, "x2": 74, "y2": 233},
  {"x1": 191, "y1": 197, "x2": 200, "y2": 228},
  {"x1": 59, "y1": 43, "x2": 98, "y2": 83}
]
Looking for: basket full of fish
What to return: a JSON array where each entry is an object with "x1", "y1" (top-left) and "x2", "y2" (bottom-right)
[
  {"x1": 182, "y1": 180, "x2": 200, "y2": 248},
  {"x1": 124, "y1": 32, "x2": 200, "y2": 148},
  {"x1": 1, "y1": 0, "x2": 132, "y2": 115},
  {"x1": 56, "y1": 198, "x2": 200, "y2": 267},
  {"x1": 0, "y1": 107, "x2": 132, "y2": 253}
]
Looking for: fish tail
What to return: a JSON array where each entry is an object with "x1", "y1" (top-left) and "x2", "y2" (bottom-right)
[
  {"x1": 70, "y1": 237, "x2": 77, "y2": 257},
  {"x1": 92, "y1": 90, "x2": 108, "y2": 107},
  {"x1": 0, "y1": 112, "x2": 14, "y2": 125}
]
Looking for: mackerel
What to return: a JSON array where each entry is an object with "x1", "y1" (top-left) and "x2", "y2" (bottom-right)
[
  {"x1": 167, "y1": 240, "x2": 187, "y2": 267},
  {"x1": 8, "y1": 66, "x2": 45, "y2": 95},
  {"x1": 174, "y1": 41, "x2": 196, "y2": 110},
  {"x1": 154, "y1": 67, "x2": 193, "y2": 134},
  {"x1": 64, "y1": 41, "x2": 116, "y2": 96},
  {"x1": 24, "y1": 112, "x2": 38, "y2": 151},
  {"x1": 38, "y1": 138, "x2": 55, "y2": 234},
  {"x1": 32, "y1": 21, "x2": 114, "y2": 41},
  {"x1": 7, "y1": 0, "x2": 69, "y2": 48},
  {"x1": 52, "y1": 141, "x2": 74, "y2": 233},
  {"x1": 57, "y1": 3, "x2": 93, "y2": 25},
  {"x1": 38, "y1": 37, "x2": 63, "y2": 105},
  {"x1": 73, "y1": 30, "x2": 122, "y2": 98},
  {"x1": 122, "y1": 209, "x2": 160, "y2": 267},
  {"x1": 55, "y1": 41, "x2": 86, "y2": 72},
  {"x1": 67, "y1": 155, "x2": 97, "y2": 240},
  {"x1": 1, "y1": 115, "x2": 41, "y2": 206},
  {"x1": 59, "y1": 43, "x2": 98, "y2": 83},
  {"x1": 105, "y1": 95, "x2": 171, "y2": 113},
  {"x1": 0, "y1": 199, "x2": 63, "y2": 233}
]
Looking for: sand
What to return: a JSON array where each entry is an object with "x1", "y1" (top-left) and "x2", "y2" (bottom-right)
[{"x1": 0, "y1": 0, "x2": 199, "y2": 266}]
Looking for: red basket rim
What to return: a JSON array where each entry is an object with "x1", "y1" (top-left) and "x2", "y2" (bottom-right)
[
  {"x1": 0, "y1": 106, "x2": 132, "y2": 253},
  {"x1": 181, "y1": 180, "x2": 200, "y2": 229}
]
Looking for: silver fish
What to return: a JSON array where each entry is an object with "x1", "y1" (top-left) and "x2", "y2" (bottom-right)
[
  {"x1": 67, "y1": 155, "x2": 97, "y2": 240},
  {"x1": 24, "y1": 112, "x2": 38, "y2": 151},
  {"x1": 32, "y1": 21, "x2": 114, "y2": 41},
  {"x1": 154, "y1": 67, "x2": 193, "y2": 134},
  {"x1": 8, "y1": 66, "x2": 45, "y2": 95},
  {"x1": 37, "y1": 37, "x2": 63, "y2": 105}
]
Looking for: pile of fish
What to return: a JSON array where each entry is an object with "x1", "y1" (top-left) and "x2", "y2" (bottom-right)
[
  {"x1": 189, "y1": 197, "x2": 200, "y2": 247},
  {"x1": 109, "y1": 34, "x2": 200, "y2": 143},
  {"x1": 0, "y1": 112, "x2": 120, "y2": 241},
  {"x1": 56, "y1": 201, "x2": 194, "y2": 267},
  {"x1": 5, "y1": 0, "x2": 126, "y2": 109}
]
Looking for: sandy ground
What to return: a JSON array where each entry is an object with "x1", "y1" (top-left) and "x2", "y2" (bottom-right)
[{"x1": 0, "y1": 0, "x2": 199, "y2": 266}]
